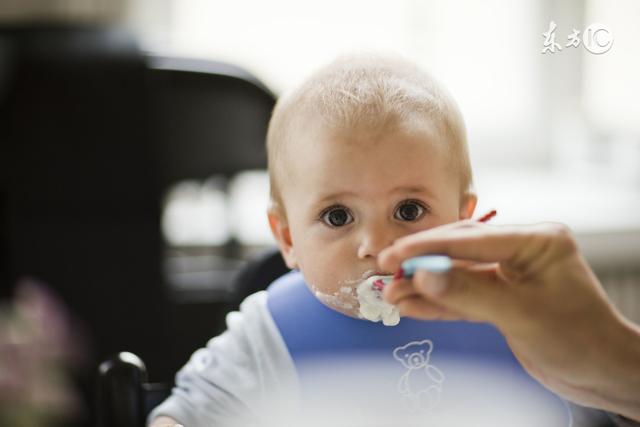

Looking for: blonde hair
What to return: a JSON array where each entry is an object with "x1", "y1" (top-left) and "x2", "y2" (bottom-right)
[{"x1": 267, "y1": 53, "x2": 472, "y2": 215}]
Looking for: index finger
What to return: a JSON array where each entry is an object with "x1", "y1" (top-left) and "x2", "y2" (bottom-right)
[{"x1": 378, "y1": 221, "x2": 574, "y2": 274}]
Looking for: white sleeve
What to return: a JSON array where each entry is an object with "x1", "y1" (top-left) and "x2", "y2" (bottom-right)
[{"x1": 147, "y1": 291, "x2": 299, "y2": 427}]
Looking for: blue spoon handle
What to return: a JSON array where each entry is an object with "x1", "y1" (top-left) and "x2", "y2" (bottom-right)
[{"x1": 401, "y1": 255, "x2": 452, "y2": 277}]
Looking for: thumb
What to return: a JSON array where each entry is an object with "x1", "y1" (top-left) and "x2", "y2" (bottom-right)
[{"x1": 412, "y1": 266, "x2": 518, "y2": 325}]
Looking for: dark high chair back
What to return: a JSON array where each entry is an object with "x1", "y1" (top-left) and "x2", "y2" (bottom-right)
[{"x1": 147, "y1": 55, "x2": 276, "y2": 187}]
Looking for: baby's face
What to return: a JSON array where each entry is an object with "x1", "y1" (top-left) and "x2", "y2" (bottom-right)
[{"x1": 271, "y1": 125, "x2": 475, "y2": 321}]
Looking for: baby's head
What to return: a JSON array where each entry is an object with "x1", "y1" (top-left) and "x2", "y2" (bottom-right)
[{"x1": 266, "y1": 54, "x2": 477, "y2": 323}]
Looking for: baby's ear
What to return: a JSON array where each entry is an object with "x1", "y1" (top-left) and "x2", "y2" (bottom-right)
[
  {"x1": 459, "y1": 192, "x2": 478, "y2": 220},
  {"x1": 267, "y1": 208, "x2": 298, "y2": 269}
]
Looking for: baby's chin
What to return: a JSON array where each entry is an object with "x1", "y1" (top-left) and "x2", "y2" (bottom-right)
[{"x1": 307, "y1": 276, "x2": 400, "y2": 326}]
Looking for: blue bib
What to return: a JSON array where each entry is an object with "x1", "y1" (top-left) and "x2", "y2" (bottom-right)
[{"x1": 267, "y1": 270, "x2": 571, "y2": 424}]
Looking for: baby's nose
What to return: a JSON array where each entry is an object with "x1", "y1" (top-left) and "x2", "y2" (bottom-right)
[{"x1": 357, "y1": 227, "x2": 394, "y2": 259}]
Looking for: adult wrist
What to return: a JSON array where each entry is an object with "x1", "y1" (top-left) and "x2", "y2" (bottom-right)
[{"x1": 596, "y1": 316, "x2": 640, "y2": 422}]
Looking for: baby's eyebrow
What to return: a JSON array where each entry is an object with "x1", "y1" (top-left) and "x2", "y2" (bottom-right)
[
  {"x1": 314, "y1": 185, "x2": 433, "y2": 205},
  {"x1": 315, "y1": 190, "x2": 357, "y2": 204},
  {"x1": 389, "y1": 185, "x2": 431, "y2": 195}
]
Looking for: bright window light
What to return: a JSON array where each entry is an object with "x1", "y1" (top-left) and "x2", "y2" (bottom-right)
[
  {"x1": 162, "y1": 178, "x2": 230, "y2": 246},
  {"x1": 228, "y1": 170, "x2": 273, "y2": 245}
]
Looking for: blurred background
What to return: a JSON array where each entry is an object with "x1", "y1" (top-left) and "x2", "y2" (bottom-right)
[{"x1": 0, "y1": 0, "x2": 638, "y2": 426}]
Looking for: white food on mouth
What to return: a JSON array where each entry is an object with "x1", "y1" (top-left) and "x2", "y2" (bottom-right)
[{"x1": 356, "y1": 275, "x2": 400, "y2": 326}]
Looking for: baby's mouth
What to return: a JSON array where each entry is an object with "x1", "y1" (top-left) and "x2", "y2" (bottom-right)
[
  {"x1": 355, "y1": 275, "x2": 400, "y2": 326},
  {"x1": 344, "y1": 270, "x2": 394, "y2": 285},
  {"x1": 368, "y1": 271, "x2": 394, "y2": 279},
  {"x1": 358, "y1": 271, "x2": 395, "y2": 291},
  {"x1": 313, "y1": 271, "x2": 399, "y2": 326}
]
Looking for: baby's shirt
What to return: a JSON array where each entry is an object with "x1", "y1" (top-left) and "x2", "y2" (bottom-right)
[{"x1": 147, "y1": 290, "x2": 299, "y2": 426}]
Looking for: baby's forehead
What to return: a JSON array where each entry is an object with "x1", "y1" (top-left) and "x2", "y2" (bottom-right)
[
  {"x1": 282, "y1": 117, "x2": 449, "y2": 160},
  {"x1": 280, "y1": 125, "x2": 456, "y2": 193}
]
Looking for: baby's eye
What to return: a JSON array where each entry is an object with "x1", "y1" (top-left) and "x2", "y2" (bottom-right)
[
  {"x1": 394, "y1": 200, "x2": 427, "y2": 222},
  {"x1": 321, "y1": 206, "x2": 354, "y2": 227}
]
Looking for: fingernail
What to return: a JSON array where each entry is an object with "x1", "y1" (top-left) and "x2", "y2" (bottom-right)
[{"x1": 417, "y1": 271, "x2": 447, "y2": 297}]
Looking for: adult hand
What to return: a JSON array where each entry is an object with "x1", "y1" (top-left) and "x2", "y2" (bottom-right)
[{"x1": 379, "y1": 221, "x2": 640, "y2": 422}]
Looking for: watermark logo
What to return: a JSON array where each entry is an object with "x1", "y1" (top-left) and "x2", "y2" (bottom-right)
[{"x1": 542, "y1": 21, "x2": 613, "y2": 55}]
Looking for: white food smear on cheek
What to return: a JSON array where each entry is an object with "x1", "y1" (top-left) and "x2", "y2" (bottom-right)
[
  {"x1": 313, "y1": 286, "x2": 355, "y2": 311},
  {"x1": 356, "y1": 276, "x2": 400, "y2": 326}
]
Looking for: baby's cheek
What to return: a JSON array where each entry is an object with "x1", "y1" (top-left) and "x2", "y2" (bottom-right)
[
  {"x1": 298, "y1": 252, "x2": 342, "y2": 294},
  {"x1": 311, "y1": 275, "x2": 342, "y2": 295},
  {"x1": 307, "y1": 272, "x2": 352, "y2": 301},
  {"x1": 303, "y1": 271, "x2": 360, "y2": 317},
  {"x1": 312, "y1": 284, "x2": 359, "y2": 316},
  {"x1": 296, "y1": 242, "x2": 361, "y2": 316}
]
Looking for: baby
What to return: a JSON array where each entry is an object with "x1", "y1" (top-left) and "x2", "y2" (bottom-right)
[
  {"x1": 265, "y1": 53, "x2": 476, "y2": 324},
  {"x1": 149, "y1": 53, "x2": 478, "y2": 427}
]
